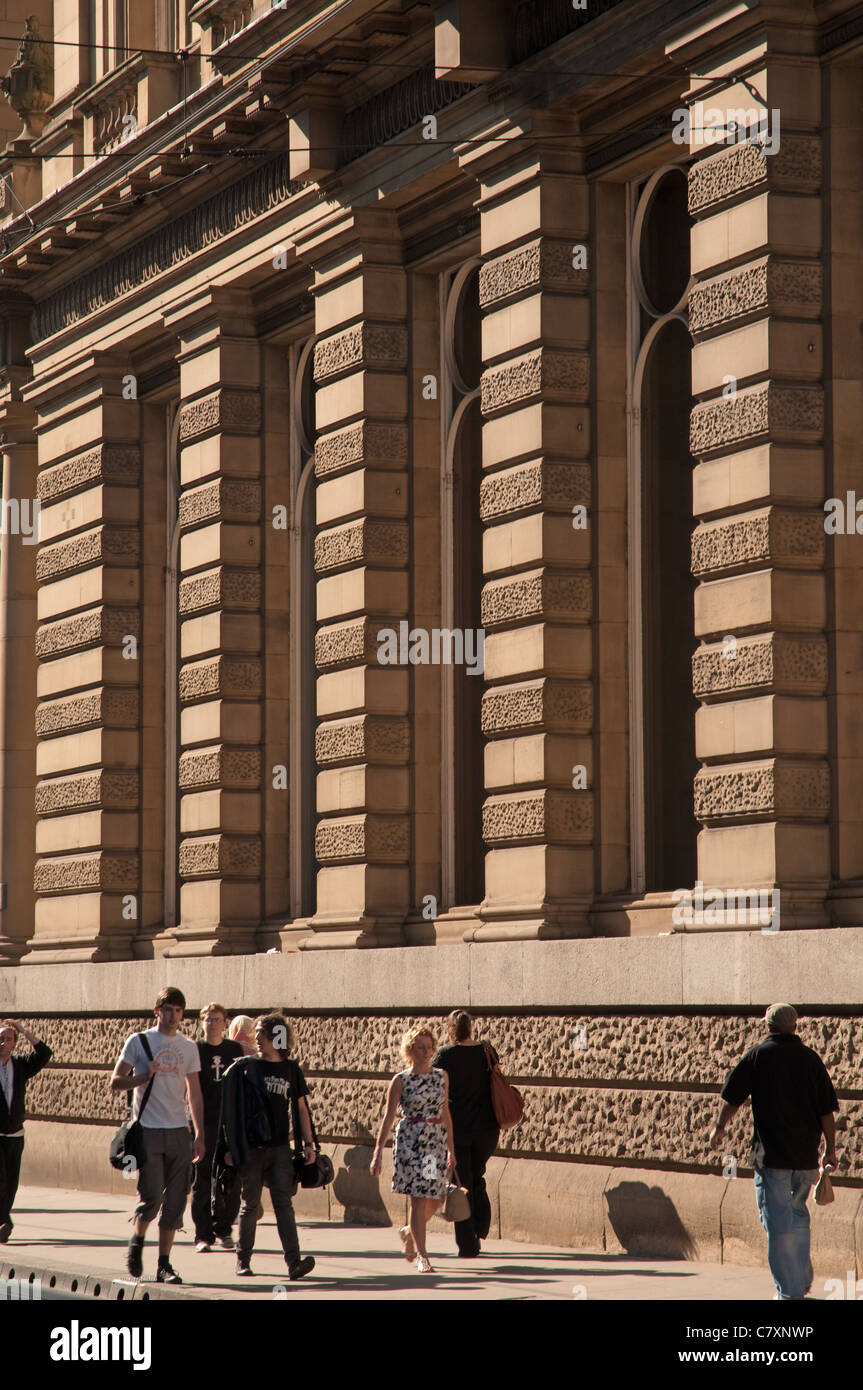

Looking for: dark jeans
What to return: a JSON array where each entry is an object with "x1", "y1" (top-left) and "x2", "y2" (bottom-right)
[
  {"x1": 453, "y1": 1128, "x2": 499, "y2": 1254},
  {"x1": 238, "y1": 1145, "x2": 301, "y2": 1266},
  {"x1": 191, "y1": 1119, "x2": 241, "y2": 1242},
  {"x1": 0, "y1": 1135, "x2": 25, "y2": 1228}
]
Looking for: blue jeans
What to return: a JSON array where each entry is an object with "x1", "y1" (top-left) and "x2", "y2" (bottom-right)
[{"x1": 753, "y1": 1166, "x2": 819, "y2": 1300}]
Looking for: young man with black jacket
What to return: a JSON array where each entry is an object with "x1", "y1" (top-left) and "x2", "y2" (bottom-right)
[
  {"x1": 218, "y1": 1012, "x2": 316, "y2": 1281},
  {"x1": 193, "y1": 1002, "x2": 243, "y2": 1253},
  {"x1": 0, "y1": 1018, "x2": 52, "y2": 1242}
]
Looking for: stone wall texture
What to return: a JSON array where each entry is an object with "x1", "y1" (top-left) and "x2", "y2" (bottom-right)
[{"x1": 19, "y1": 1011, "x2": 863, "y2": 1178}]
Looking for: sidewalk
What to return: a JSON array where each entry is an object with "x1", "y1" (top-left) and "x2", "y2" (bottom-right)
[{"x1": 0, "y1": 1185, "x2": 781, "y2": 1301}]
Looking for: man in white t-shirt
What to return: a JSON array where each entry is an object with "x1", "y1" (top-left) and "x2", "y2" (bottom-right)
[{"x1": 110, "y1": 985, "x2": 204, "y2": 1284}]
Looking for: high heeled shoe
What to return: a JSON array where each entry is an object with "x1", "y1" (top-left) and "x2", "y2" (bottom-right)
[
  {"x1": 416, "y1": 1255, "x2": 434, "y2": 1273},
  {"x1": 399, "y1": 1226, "x2": 416, "y2": 1261}
]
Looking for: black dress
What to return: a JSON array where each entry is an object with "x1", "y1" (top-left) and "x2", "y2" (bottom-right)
[{"x1": 432, "y1": 1042, "x2": 500, "y2": 1254}]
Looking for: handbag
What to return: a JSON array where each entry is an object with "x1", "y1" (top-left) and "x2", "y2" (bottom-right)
[
  {"x1": 483, "y1": 1041, "x2": 525, "y2": 1130},
  {"x1": 442, "y1": 1168, "x2": 471, "y2": 1223},
  {"x1": 814, "y1": 1165, "x2": 835, "y2": 1206},
  {"x1": 109, "y1": 1033, "x2": 155, "y2": 1172},
  {"x1": 290, "y1": 1065, "x2": 334, "y2": 1189}
]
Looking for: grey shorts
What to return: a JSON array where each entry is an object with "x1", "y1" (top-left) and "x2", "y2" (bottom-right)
[{"x1": 135, "y1": 1126, "x2": 193, "y2": 1230}]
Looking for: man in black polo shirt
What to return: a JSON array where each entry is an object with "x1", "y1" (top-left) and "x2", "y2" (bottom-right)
[{"x1": 710, "y1": 1003, "x2": 838, "y2": 1301}]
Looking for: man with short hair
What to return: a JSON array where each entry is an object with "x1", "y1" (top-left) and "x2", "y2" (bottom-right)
[
  {"x1": 710, "y1": 1003, "x2": 839, "y2": 1301},
  {"x1": 219, "y1": 1012, "x2": 316, "y2": 1281},
  {"x1": 110, "y1": 986, "x2": 205, "y2": 1284},
  {"x1": 192, "y1": 1002, "x2": 243, "y2": 1252},
  {"x1": 0, "y1": 1018, "x2": 52, "y2": 1242}
]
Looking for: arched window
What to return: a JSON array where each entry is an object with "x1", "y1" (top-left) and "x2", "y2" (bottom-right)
[
  {"x1": 442, "y1": 261, "x2": 484, "y2": 909},
  {"x1": 289, "y1": 338, "x2": 317, "y2": 920},
  {"x1": 629, "y1": 166, "x2": 698, "y2": 894}
]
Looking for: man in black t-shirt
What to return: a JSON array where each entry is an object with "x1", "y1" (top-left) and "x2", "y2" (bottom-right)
[
  {"x1": 709, "y1": 1003, "x2": 839, "y2": 1301},
  {"x1": 220, "y1": 1012, "x2": 316, "y2": 1281},
  {"x1": 192, "y1": 1003, "x2": 243, "y2": 1252}
]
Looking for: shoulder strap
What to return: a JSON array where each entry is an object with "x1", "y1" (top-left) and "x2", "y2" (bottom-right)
[
  {"x1": 134, "y1": 1032, "x2": 156, "y2": 1120},
  {"x1": 482, "y1": 1040, "x2": 496, "y2": 1072}
]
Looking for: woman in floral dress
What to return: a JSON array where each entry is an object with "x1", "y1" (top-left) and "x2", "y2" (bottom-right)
[{"x1": 371, "y1": 1025, "x2": 456, "y2": 1273}]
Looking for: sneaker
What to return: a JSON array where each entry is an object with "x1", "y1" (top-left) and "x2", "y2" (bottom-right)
[
  {"x1": 156, "y1": 1263, "x2": 182, "y2": 1284},
  {"x1": 235, "y1": 1259, "x2": 254, "y2": 1277},
  {"x1": 127, "y1": 1238, "x2": 144, "y2": 1279},
  {"x1": 287, "y1": 1255, "x2": 315, "y2": 1281},
  {"x1": 0, "y1": 1222, "x2": 12, "y2": 1243},
  {"x1": 195, "y1": 1241, "x2": 212, "y2": 1253},
  {"x1": 215, "y1": 1234, "x2": 235, "y2": 1250}
]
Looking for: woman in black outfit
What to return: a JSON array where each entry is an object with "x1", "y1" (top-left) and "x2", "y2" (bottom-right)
[{"x1": 432, "y1": 1009, "x2": 500, "y2": 1257}]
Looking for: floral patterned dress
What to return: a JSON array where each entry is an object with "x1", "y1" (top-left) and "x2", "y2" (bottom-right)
[{"x1": 392, "y1": 1068, "x2": 448, "y2": 1199}]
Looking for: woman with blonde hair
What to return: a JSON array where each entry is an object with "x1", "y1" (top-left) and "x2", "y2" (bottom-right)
[
  {"x1": 371, "y1": 1024, "x2": 455, "y2": 1273},
  {"x1": 227, "y1": 1015, "x2": 256, "y2": 1057}
]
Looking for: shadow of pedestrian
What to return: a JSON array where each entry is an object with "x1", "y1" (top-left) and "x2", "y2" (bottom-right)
[
  {"x1": 331, "y1": 1134, "x2": 392, "y2": 1227},
  {"x1": 604, "y1": 1181, "x2": 697, "y2": 1259}
]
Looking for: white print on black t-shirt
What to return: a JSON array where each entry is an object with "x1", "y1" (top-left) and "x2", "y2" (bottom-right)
[
  {"x1": 211, "y1": 1056, "x2": 225, "y2": 1082},
  {"x1": 265, "y1": 1074, "x2": 292, "y2": 1100}
]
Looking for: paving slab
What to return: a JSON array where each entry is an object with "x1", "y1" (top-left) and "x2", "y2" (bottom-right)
[{"x1": 0, "y1": 1185, "x2": 782, "y2": 1301}]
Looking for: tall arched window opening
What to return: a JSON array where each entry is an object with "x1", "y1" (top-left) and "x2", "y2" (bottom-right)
[
  {"x1": 629, "y1": 166, "x2": 699, "y2": 895},
  {"x1": 289, "y1": 339, "x2": 317, "y2": 920},
  {"x1": 442, "y1": 261, "x2": 484, "y2": 909}
]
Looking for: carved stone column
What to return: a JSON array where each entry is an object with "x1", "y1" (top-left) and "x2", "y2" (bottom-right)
[
  {"x1": 0, "y1": 367, "x2": 38, "y2": 962},
  {"x1": 465, "y1": 123, "x2": 594, "y2": 940},
  {"x1": 294, "y1": 208, "x2": 410, "y2": 949},
  {"x1": 161, "y1": 288, "x2": 263, "y2": 956},
  {"x1": 674, "y1": 21, "x2": 830, "y2": 927},
  {"x1": 22, "y1": 353, "x2": 141, "y2": 962}
]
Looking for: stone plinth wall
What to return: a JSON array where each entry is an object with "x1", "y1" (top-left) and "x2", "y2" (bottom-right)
[{"x1": 4, "y1": 936, "x2": 863, "y2": 1276}]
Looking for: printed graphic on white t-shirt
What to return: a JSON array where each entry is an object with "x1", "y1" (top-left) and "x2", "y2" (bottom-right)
[{"x1": 119, "y1": 1029, "x2": 200, "y2": 1129}]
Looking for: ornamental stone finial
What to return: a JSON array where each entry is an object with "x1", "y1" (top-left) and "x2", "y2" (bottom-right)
[{"x1": 1, "y1": 15, "x2": 54, "y2": 143}]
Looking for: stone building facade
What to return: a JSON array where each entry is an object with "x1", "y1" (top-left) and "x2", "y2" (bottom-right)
[{"x1": 1, "y1": 0, "x2": 863, "y2": 1273}]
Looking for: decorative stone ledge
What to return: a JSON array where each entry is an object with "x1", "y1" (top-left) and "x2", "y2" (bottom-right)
[
  {"x1": 179, "y1": 834, "x2": 261, "y2": 878},
  {"x1": 36, "y1": 526, "x2": 140, "y2": 582},
  {"x1": 314, "y1": 519, "x2": 409, "y2": 574},
  {"x1": 179, "y1": 655, "x2": 262, "y2": 703},
  {"x1": 178, "y1": 567, "x2": 262, "y2": 615},
  {"x1": 36, "y1": 606, "x2": 140, "y2": 658},
  {"x1": 480, "y1": 459, "x2": 591, "y2": 521},
  {"x1": 694, "y1": 758, "x2": 830, "y2": 822},
  {"x1": 691, "y1": 509, "x2": 824, "y2": 577},
  {"x1": 316, "y1": 618, "x2": 379, "y2": 670},
  {"x1": 178, "y1": 389, "x2": 261, "y2": 442},
  {"x1": 483, "y1": 788, "x2": 593, "y2": 844},
  {"x1": 481, "y1": 349, "x2": 589, "y2": 416},
  {"x1": 178, "y1": 479, "x2": 262, "y2": 529},
  {"x1": 693, "y1": 633, "x2": 828, "y2": 700},
  {"x1": 689, "y1": 257, "x2": 823, "y2": 336},
  {"x1": 479, "y1": 238, "x2": 589, "y2": 308},
  {"x1": 178, "y1": 746, "x2": 262, "y2": 790},
  {"x1": 481, "y1": 569, "x2": 592, "y2": 629},
  {"x1": 313, "y1": 324, "x2": 409, "y2": 382},
  {"x1": 34, "y1": 851, "x2": 140, "y2": 893},
  {"x1": 687, "y1": 134, "x2": 822, "y2": 217},
  {"x1": 315, "y1": 714, "x2": 410, "y2": 766},
  {"x1": 690, "y1": 383, "x2": 823, "y2": 458},
  {"x1": 37, "y1": 446, "x2": 140, "y2": 503},
  {"x1": 36, "y1": 689, "x2": 139, "y2": 739},
  {"x1": 315, "y1": 421, "x2": 408, "y2": 479},
  {"x1": 35, "y1": 770, "x2": 139, "y2": 816},
  {"x1": 482, "y1": 678, "x2": 593, "y2": 737},
  {"x1": 315, "y1": 814, "x2": 410, "y2": 863}
]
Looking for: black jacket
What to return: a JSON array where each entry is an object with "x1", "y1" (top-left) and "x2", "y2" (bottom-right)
[
  {"x1": 0, "y1": 1041, "x2": 52, "y2": 1135},
  {"x1": 217, "y1": 1056, "x2": 274, "y2": 1169}
]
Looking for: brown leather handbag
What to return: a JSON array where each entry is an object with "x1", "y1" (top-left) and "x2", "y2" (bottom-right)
[{"x1": 483, "y1": 1041, "x2": 525, "y2": 1130}]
